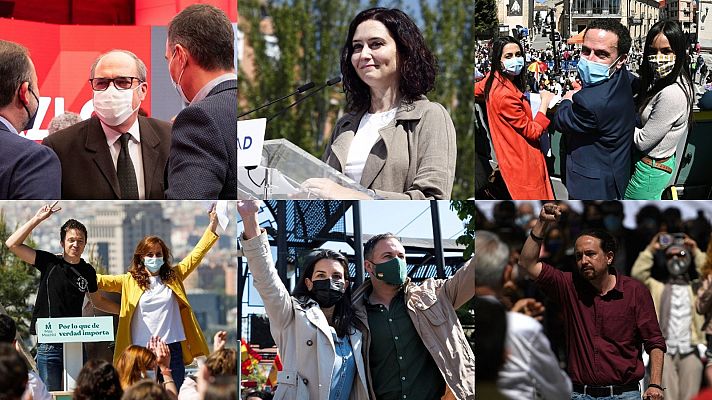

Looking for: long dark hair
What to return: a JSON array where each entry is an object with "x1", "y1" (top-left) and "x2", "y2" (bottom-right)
[
  {"x1": 484, "y1": 36, "x2": 527, "y2": 102},
  {"x1": 340, "y1": 7, "x2": 438, "y2": 112},
  {"x1": 637, "y1": 20, "x2": 694, "y2": 123},
  {"x1": 292, "y1": 249, "x2": 355, "y2": 338}
]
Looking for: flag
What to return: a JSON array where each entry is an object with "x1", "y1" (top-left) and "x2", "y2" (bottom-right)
[
  {"x1": 266, "y1": 353, "x2": 283, "y2": 389},
  {"x1": 241, "y1": 337, "x2": 262, "y2": 376}
]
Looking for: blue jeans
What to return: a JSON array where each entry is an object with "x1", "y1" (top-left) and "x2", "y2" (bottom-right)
[
  {"x1": 572, "y1": 390, "x2": 641, "y2": 400},
  {"x1": 167, "y1": 342, "x2": 185, "y2": 390},
  {"x1": 36, "y1": 343, "x2": 63, "y2": 391}
]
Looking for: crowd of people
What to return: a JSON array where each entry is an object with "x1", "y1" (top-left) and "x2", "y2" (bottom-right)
[
  {"x1": 0, "y1": 202, "x2": 236, "y2": 400},
  {"x1": 0, "y1": 4, "x2": 237, "y2": 200},
  {"x1": 475, "y1": 19, "x2": 708, "y2": 201},
  {"x1": 476, "y1": 200, "x2": 712, "y2": 400}
]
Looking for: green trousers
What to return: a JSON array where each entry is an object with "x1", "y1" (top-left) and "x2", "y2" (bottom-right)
[{"x1": 624, "y1": 154, "x2": 676, "y2": 200}]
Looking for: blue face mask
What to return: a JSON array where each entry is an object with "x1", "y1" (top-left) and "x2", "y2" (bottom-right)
[
  {"x1": 144, "y1": 257, "x2": 164, "y2": 273},
  {"x1": 503, "y1": 56, "x2": 525, "y2": 76},
  {"x1": 577, "y1": 56, "x2": 621, "y2": 87}
]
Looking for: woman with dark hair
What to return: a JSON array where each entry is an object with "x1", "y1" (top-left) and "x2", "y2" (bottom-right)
[
  {"x1": 72, "y1": 359, "x2": 123, "y2": 400},
  {"x1": 474, "y1": 36, "x2": 555, "y2": 200},
  {"x1": 624, "y1": 20, "x2": 694, "y2": 199},
  {"x1": 97, "y1": 206, "x2": 219, "y2": 390},
  {"x1": 237, "y1": 200, "x2": 368, "y2": 400},
  {"x1": 304, "y1": 7, "x2": 456, "y2": 200}
]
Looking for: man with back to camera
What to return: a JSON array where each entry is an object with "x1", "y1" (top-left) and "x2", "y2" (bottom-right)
[
  {"x1": 4, "y1": 202, "x2": 118, "y2": 391},
  {"x1": 164, "y1": 4, "x2": 237, "y2": 199},
  {"x1": 43, "y1": 50, "x2": 171, "y2": 199},
  {"x1": 519, "y1": 203, "x2": 666, "y2": 400},
  {"x1": 350, "y1": 233, "x2": 475, "y2": 400},
  {"x1": 554, "y1": 19, "x2": 636, "y2": 200},
  {"x1": 0, "y1": 40, "x2": 61, "y2": 199}
]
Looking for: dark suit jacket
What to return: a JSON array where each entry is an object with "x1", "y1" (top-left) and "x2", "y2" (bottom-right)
[
  {"x1": 166, "y1": 79, "x2": 237, "y2": 199},
  {"x1": 554, "y1": 68, "x2": 636, "y2": 200},
  {"x1": 0, "y1": 122, "x2": 61, "y2": 199},
  {"x1": 43, "y1": 116, "x2": 171, "y2": 199}
]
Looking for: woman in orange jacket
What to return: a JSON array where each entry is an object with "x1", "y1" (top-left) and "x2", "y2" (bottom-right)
[{"x1": 475, "y1": 36, "x2": 555, "y2": 200}]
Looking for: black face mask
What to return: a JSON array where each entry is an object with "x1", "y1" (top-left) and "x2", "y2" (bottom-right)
[
  {"x1": 310, "y1": 278, "x2": 345, "y2": 309},
  {"x1": 21, "y1": 85, "x2": 39, "y2": 131}
]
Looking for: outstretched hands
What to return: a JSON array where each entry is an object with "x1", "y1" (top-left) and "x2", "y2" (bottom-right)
[
  {"x1": 147, "y1": 336, "x2": 171, "y2": 371},
  {"x1": 207, "y1": 203, "x2": 219, "y2": 234},
  {"x1": 237, "y1": 200, "x2": 262, "y2": 240},
  {"x1": 34, "y1": 201, "x2": 61, "y2": 222}
]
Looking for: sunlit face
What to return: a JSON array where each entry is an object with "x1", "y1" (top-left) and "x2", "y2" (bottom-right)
[
  {"x1": 306, "y1": 258, "x2": 348, "y2": 290},
  {"x1": 500, "y1": 43, "x2": 522, "y2": 69},
  {"x1": 365, "y1": 237, "x2": 406, "y2": 274},
  {"x1": 574, "y1": 235, "x2": 613, "y2": 281},
  {"x1": 649, "y1": 32, "x2": 674, "y2": 57},
  {"x1": 582, "y1": 28, "x2": 625, "y2": 70},
  {"x1": 351, "y1": 19, "x2": 400, "y2": 90},
  {"x1": 62, "y1": 228, "x2": 86, "y2": 259},
  {"x1": 143, "y1": 243, "x2": 164, "y2": 260}
]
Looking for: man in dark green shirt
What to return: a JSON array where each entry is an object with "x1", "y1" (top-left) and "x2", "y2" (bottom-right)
[{"x1": 352, "y1": 233, "x2": 475, "y2": 400}]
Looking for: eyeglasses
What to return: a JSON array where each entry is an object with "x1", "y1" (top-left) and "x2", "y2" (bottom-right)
[{"x1": 89, "y1": 76, "x2": 143, "y2": 91}]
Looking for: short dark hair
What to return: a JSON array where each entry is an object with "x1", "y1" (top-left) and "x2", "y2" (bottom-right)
[
  {"x1": 363, "y1": 232, "x2": 399, "y2": 261},
  {"x1": 0, "y1": 40, "x2": 32, "y2": 108},
  {"x1": 577, "y1": 229, "x2": 618, "y2": 260},
  {"x1": 0, "y1": 342, "x2": 27, "y2": 400},
  {"x1": 61, "y1": 219, "x2": 88, "y2": 242},
  {"x1": 584, "y1": 19, "x2": 631, "y2": 57},
  {"x1": 73, "y1": 359, "x2": 123, "y2": 400},
  {"x1": 0, "y1": 315, "x2": 16, "y2": 343},
  {"x1": 168, "y1": 4, "x2": 234, "y2": 71},
  {"x1": 341, "y1": 7, "x2": 438, "y2": 112}
]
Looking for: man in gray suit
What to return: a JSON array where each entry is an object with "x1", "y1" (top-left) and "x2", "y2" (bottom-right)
[
  {"x1": 43, "y1": 50, "x2": 171, "y2": 199},
  {"x1": 165, "y1": 4, "x2": 237, "y2": 199}
]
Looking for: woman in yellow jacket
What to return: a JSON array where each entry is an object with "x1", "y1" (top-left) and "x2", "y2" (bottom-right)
[{"x1": 98, "y1": 206, "x2": 219, "y2": 390}]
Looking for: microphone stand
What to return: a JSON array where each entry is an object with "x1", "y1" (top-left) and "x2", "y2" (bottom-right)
[{"x1": 238, "y1": 81, "x2": 315, "y2": 119}]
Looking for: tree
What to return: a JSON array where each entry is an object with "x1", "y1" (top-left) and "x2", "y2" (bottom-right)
[
  {"x1": 475, "y1": 0, "x2": 498, "y2": 40},
  {"x1": 0, "y1": 211, "x2": 39, "y2": 339},
  {"x1": 450, "y1": 200, "x2": 475, "y2": 259},
  {"x1": 420, "y1": 0, "x2": 476, "y2": 199}
]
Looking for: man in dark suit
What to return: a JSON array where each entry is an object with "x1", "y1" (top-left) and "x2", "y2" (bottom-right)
[
  {"x1": 43, "y1": 50, "x2": 171, "y2": 199},
  {"x1": 554, "y1": 19, "x2": 635, "y2": 200},
  {"x1": 164, "y1": 4, "x2": 237, "y2": 199},
  {"x1": 0, "y1": 40, "x2": 61, "y2": 199}
]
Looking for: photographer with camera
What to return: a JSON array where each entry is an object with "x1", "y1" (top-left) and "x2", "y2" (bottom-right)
[{"x1": 631, "y1": 232, "x2": 708, "y2": 400}]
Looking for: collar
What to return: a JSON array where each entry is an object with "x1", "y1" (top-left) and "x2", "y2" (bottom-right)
[
  {"x1": 493, "y1": 71, "x2": 525, "y2": 98},
  {"x1": 0, "y1": 115, "x2": 18, "y2": 135},
  {"x1": 191, "y1": 73, "x2": 237, "y2": 104},
  {"x1": 101, "y1": 118, "x2": 141, "y2": 147}
]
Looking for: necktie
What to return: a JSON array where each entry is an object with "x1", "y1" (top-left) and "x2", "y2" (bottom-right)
[{"x1": 117, "y1": 133, "x2": 139, "y2": 199}]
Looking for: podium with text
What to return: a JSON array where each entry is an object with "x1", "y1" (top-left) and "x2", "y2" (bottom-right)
[
  {"x1": 238, "y1": 138, "x2": 377, "y2": 199},
  {"x1": 36, "y1": 316, "x2": 114, "y2": 391}
]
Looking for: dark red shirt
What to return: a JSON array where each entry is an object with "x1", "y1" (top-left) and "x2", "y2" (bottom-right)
[{"x1": 536, "y1": 263, "x2": 666, "y2": 386}]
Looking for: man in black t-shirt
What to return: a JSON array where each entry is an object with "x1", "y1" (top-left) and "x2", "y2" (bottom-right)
[{"x1": 5, "y1": 202, "x2": 117, "y2": 391}]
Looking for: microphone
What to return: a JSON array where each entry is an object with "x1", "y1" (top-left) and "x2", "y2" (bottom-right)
[
  {"x1": 266, "y1": 77, "x2": 341, "y2": 123},
  {"x1": 238, "y1": 81, "x2": 315, "y2": 118}
]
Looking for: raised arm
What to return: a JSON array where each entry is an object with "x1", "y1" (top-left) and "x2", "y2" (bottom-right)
[
  {"x1": 173, "y1": 205, "x2": 219, "y2": 279},
  {"x1": 5, "y1": 202, "x2": 61, "y2": 265},
  {"x1": 87, "y1": 292, "x2": 120, "y2": 314},
  {"x1": 519, "y1": 204, "x2": 561, "y2": 280}
]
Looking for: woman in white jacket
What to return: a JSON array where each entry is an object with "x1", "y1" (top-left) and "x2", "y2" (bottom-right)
[{"x1": 238, "y1": 200, "x2": 369, "y2": 400}]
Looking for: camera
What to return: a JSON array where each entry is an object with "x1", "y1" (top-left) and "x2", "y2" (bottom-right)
[{"x1": 659, "y1": 232, "x2": 685, "y2": 248}]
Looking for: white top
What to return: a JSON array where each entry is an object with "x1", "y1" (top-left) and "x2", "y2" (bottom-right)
[
  {"x1": 498, "y1": 311, "x2": 572, "y2": 400},
  {"x1": 178, "y1": 376, "x2": 200, "y2": 400},
  {"x1": 131, "y1": 275, "x2": 186, "y2": 346},
  {"x1": 634, "y1": 78, "x2": 691, "y2": 159},
  {"x1": 24, "y1": 371, "x2": 51, "y2": 400},
  {"x1": 101, "y1": 118, "x2": 145, "y2": 199},
  {"x1": 666, "y1": 283, "x2": 695, "y2": 355},
  {"x1": 344, "y1": 107, "x2": 397, "y2": 184}
]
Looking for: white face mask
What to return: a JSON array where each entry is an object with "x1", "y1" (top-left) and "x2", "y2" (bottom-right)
[
  {"x1": 93, "y1": 85, "x2": 141, "y2": 127},
  {"x1": 168, "y1": 48, "x2": 190, "y2": 106}
]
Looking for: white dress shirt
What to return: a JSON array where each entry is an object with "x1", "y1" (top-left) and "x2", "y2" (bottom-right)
[{"x1": 101, "y1": 118, "x2": 145, "y2": 199}]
